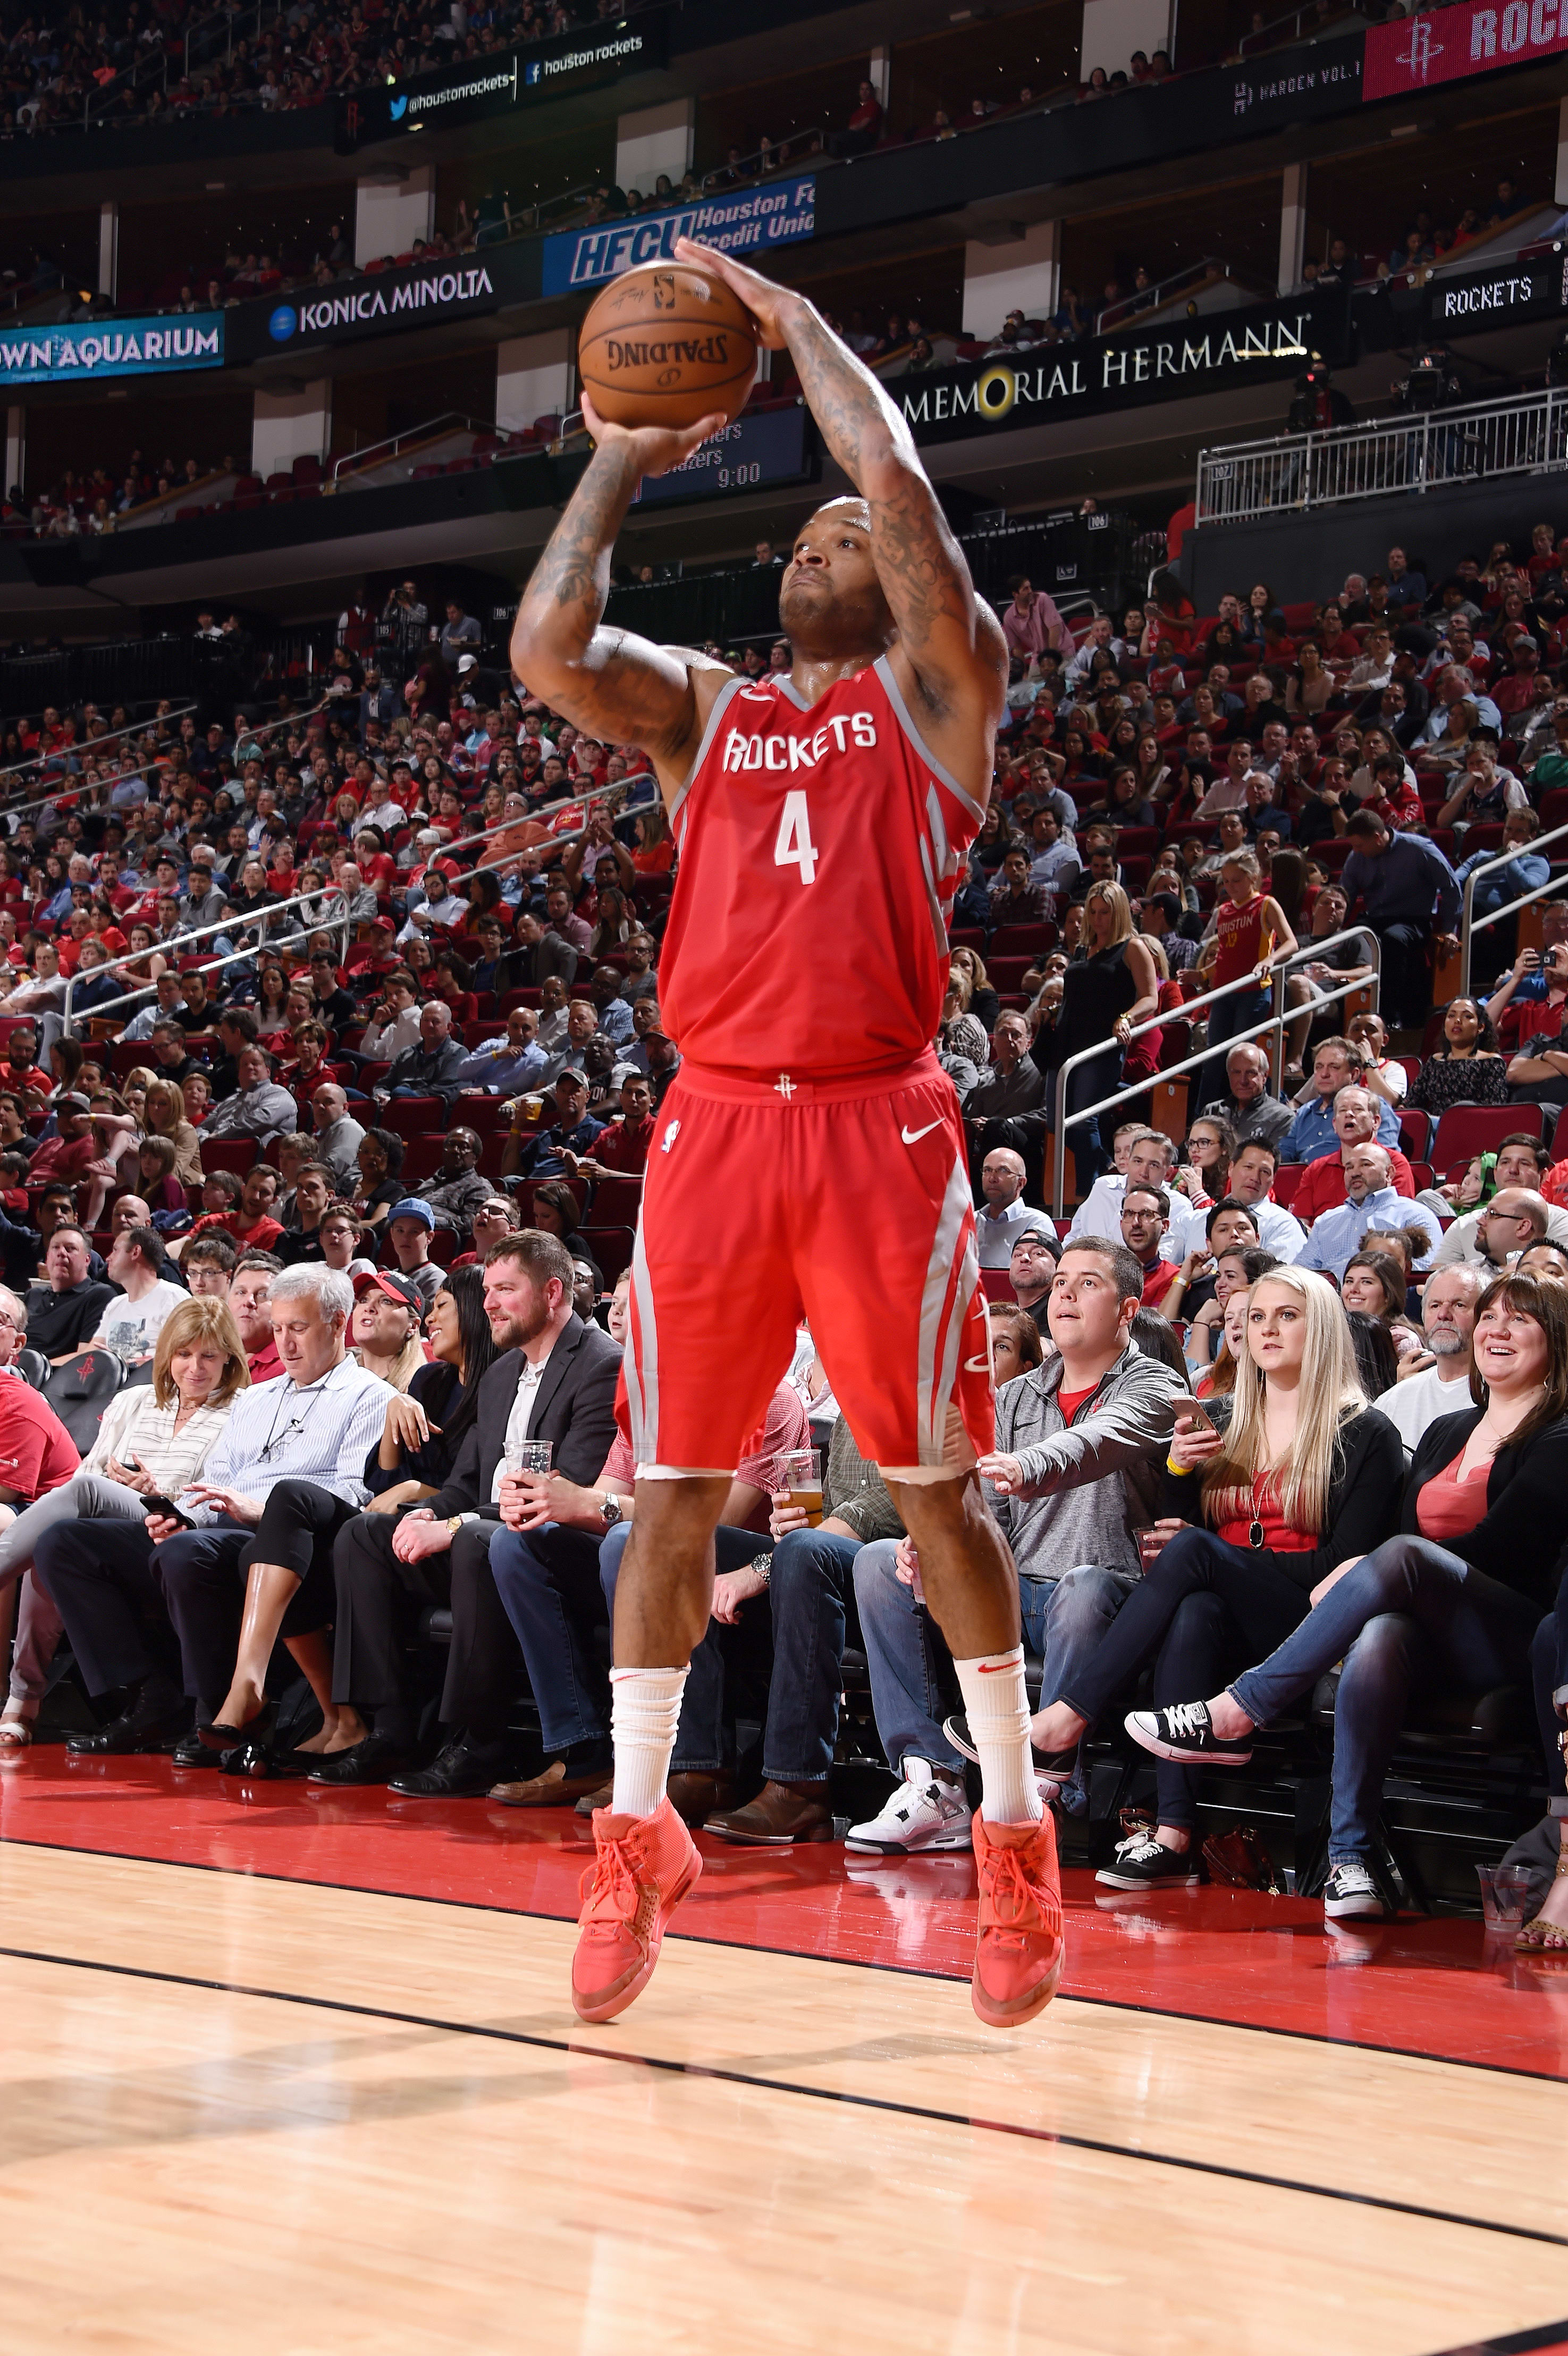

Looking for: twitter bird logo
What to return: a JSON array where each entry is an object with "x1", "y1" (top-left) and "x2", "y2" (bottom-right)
[{"x1": 390, "y1": 91, "x2": 408, "y2": 118}]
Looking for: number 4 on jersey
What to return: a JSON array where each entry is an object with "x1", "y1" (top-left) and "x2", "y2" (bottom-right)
[{"x1": 773, "y1": 788, "x2": 819, "y2": 886}]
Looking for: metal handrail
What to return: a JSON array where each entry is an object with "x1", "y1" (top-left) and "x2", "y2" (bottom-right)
[
  {"x1": 1460, "y1": 820, "x2": 1568, "y2": 996},
  {"x1": 0, "y1": 700, "x2": 198, "y2": 789},
  {"x1": 331, "y1": 413, "x2": 498, "y2": 486},
  {"x1": 1095, "y1": 257, "x2": 1262, "y2": 338},
  {"x1": 5, "y1": 693, "x2": 327, "y2": 836},
  {"x1": 1048, "y1": 927, "x2": 1381, "y2": 1218},
  {"x1": 1196, "y1": 385, "x2": 1568, "y2": 527},
  {"x1": 61, "y1": 770, "x2": 634, "y2": 1031}
]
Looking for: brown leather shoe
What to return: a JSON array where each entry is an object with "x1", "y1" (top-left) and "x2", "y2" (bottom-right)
[
  {"x1": 573, "y1": 1769, "x2": 736, "y2": 1825},
  {"x1": 703, "y1": 1779, "x2": 834, "y2": 1845},
  {"x1": 489, "y1": 1757, "x2": 611, "y2": 1808}
]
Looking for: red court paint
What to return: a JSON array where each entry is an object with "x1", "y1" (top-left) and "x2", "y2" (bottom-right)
[{"x1": 4, "y1": 1747, "x2": 1567, "y2": 2077}]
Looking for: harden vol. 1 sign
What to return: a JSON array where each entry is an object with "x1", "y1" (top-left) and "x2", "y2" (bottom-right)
[{"x1": 1364, "y1": 0, "x2": 1568, "y2": 97}]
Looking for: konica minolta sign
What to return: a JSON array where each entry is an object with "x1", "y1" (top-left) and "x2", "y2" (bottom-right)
[{"x1": 227, "y1": 255, "x2": 517, "y2": 363}]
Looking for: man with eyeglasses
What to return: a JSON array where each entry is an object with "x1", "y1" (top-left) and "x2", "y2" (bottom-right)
[
  {"x1": 1433, "y1": 1180, "x2": 1566, "y2": 1270},
  {"x1": 36, "y1": 1263, "x2": 394, "y2": 1759}
]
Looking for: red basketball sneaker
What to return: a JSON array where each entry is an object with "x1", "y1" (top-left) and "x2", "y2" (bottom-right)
[
  {"x1": 571, "y1": 1798, "x2": 703, "y2": 2024},
  {"x1": 971, "y1": 1809, "x2": 1065, "y2": 2028}
]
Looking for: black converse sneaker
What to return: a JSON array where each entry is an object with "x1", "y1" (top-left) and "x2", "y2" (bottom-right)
[
  {"x1": 1095, "y1": 1831, "x2": 1203, "y2": 1889},
  {"x1": 941, "y1": 1712, "x2": 1077, "y2": 1779},
  {"x1": 1323, "y1": 1860, "x2": 1394, "y2": 1920},
  {"x1": 1124, "y1": 1700, "x2": 1253, "y2": 1765}
]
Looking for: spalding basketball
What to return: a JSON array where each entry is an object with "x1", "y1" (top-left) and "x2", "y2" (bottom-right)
[{"x1": 577, "y1": 263, "x2": 758, "y2": 431}]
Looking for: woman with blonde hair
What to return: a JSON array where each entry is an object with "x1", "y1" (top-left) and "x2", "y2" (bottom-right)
[
  {"x1": 0, "y1": 1294, "x2": 248, "y2": 1747},
  {"x1": 1019, "y1": 1267, "x2": 1404, "y2": 1888},
  {"x1": 1143, "y1": 1273, "x2": 1568, "y2": 1925},
  {"x1": 948, "y1": 944, "x2": 1000, "y2": 1032},
  {"x1": 1034, "y1": 877, "x2": 1158, "y2": 1192},
  {"x1": 144, "y1": 1073, "x2": 204, "y2": 1187}
]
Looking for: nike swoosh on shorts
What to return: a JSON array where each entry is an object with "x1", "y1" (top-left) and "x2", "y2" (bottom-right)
[{"x1": 901, "y1": 1120, "x2": 942, "y2": 1146}]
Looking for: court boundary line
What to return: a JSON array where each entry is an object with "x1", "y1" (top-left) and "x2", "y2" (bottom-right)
[
  {"x1": 1426, "y1": 2326, "x2": 1568, "y2": 2356},
  {"x1": 1, "y1": 1931, "x2": 1565, "y2": 2259},
  {"x1": 4, "y1": 1830, "x2": 1564, "y2": 2086}
]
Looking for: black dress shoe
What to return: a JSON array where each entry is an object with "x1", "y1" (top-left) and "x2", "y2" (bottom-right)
[
  {"x1": 170, "y1": 1732, "x2": 224, "y2": 1769},
  {"x1": 387, "y1": 1737, "x2": 514, "y2": 1797},
  {"x1": 66, "y1": 1682, "x2": 185, "y2": 1756},
  {"x1": 307, "y1": 1735, "x2": 412, "y2": 1787},
  {"x1": 198, "y1": 1698, "x2": 276, "y2": 1753}
]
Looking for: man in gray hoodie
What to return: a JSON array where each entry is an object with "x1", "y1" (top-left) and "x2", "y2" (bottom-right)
[{"x1": 847, "y1": 1236, "x2": 1188, "y2": 1856}]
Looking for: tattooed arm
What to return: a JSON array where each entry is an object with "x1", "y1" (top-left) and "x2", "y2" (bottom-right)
[
  {"x1": 509, "y1": 401, "x2": 730, "y2": 789},
  {"x1": 676, "y1": 238, "x2": 1007, "y2": 738}
]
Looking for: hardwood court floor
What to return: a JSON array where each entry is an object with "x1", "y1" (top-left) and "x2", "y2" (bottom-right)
[{"x1": 2, "y1": 1753, "x2": 1567, "y2": 2356}]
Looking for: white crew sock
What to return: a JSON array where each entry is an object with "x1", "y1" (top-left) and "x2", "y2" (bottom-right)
[
  {"x1": 609, "y1": 1664, "x2": 688, "y2": 1820},
  {"x1": 954, "y1": 1645, "x2": 1043, "y2": 1828}
]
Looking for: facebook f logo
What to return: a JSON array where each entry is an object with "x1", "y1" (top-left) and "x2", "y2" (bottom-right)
[{"x1": 525, "y1": 58, "x2": 540, "y2": 82}]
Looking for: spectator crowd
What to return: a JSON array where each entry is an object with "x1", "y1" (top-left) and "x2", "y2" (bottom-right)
[{"x1": 0, "y1": 524, "x2": 1562, "y2": 1946}]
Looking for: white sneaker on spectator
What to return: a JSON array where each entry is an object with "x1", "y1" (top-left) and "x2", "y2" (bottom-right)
[
  {"x1": 1322, "y1": 1860, "x2": 1393, "y2": 1920},
  {"x1": 845, "y1": 1758, "x2": 973, "y2": 1854}
]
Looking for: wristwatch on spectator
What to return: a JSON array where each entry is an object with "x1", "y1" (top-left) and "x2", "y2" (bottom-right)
[
  {"x1": 599, "y1": 1493, "x2": 623, "y2": 1527},
  {"x1": 447, "y1": 1511, "x2": 479, "y2": 1535}
]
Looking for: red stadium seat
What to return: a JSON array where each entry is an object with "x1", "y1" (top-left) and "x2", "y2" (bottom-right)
[
  {"x1": 399, "y1": 1137, "x2": 448, "y2": 1185},
  {"x1": 197, "y1": 1138, "x2": 258, "y2": 1177},
  {"x1": 584, "y1": 1174, "x2": 643, "y2": 1227},
  {"x1": 1398, "y1": 1109, "x2": 1431, "y2": 1163},
  {"x1": 1431, "y1": 1104, "x2": 1542, "y2": 1168},
  {"x1": 979, "y1": 1268, "x2": 1016, "y2": 1301},
  {"x1": 581, "y1": 1224, "x2": 635, "y2": 1283},
  {"x1": 1271, "y1": 1165, "x2": 1305, "y2": 1208},
  {"x1": 385, "y1": 1098, "x2": 445, "y2": 1137}
]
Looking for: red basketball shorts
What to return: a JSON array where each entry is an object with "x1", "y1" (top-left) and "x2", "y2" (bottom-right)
[{"x1": 623, "y1": 1051, "x2": 994, "y2": 1477}]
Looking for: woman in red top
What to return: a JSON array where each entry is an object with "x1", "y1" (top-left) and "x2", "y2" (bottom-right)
[
  {"x1": 1141, "y1": 1273, "x2": 1568, "y2": 1925},
  {"x1": 1027, "y1": 1268, "x2": 1402, "y2": 1888},
  {"x1": 1199, "y1": 848, "x2": 1297, "y2": 1093}
]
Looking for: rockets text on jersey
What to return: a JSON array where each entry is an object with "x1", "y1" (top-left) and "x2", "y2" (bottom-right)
[{"x1": 657, "y1": 654, "x2": 985, "y2": 1084}]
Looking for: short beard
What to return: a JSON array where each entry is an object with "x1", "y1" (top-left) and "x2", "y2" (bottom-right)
[{"x1": 1428, "y1": 1328, "x2": 1466, "y2": 1358}]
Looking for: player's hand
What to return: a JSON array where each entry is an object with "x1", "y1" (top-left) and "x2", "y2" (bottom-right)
[
  {"x1": 671, "y1": 238, "x2": 796, "y2": 348},
  {"x1": 579, "y1": 391, "x2": 728, "y2": 483}
]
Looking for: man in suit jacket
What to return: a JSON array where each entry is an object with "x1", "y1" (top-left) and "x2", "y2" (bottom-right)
[{"x1": 318, "y1": 1230, "x2": 620, "y2": 1788}]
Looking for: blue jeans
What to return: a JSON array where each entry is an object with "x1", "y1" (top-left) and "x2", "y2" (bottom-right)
[
  {"x1": 854, "y1": 1544, "x2": 1204, "y2": 1813},
  {"x1": 488, "y1": 1520, "x2": 611, "y2": 1754},
  {"x1": 1529, "y1": 1585, "x2": 1568, "y2": 1818},
  {"x1": 1228, "y1": 1535, "x2": 1542, "y2": 1864},
  {"x1": 598, "y1": 1520, "x2": 772, "y2": 1774},
  {"x1": 756, "y1": 1528, "x2": 859, "y2": 1783}
]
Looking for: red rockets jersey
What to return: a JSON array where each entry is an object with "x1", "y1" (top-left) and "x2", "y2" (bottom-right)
[{"x1": 658, "y1": 654, "x2": 987, "y2": 1083}]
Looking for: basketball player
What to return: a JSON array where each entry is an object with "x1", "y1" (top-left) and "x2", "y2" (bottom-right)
[{"x1": 511, "y1": 236, "x2": 1061, "y2": 2031}]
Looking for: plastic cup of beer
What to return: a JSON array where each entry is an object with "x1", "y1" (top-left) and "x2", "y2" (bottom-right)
[
  {"x1": 506, "y1": 1440, "x2": 553, "y2": 1477},
  {"x1": 520, "y1": 1093, "x2": 544, "y2": 1125},
  {"x1": 780, "y1": 1447, "x2": 823, "y2": 1527},
  {"x1": 1137, "y1": 1528, "x2": 1167, "y2": 1574}
]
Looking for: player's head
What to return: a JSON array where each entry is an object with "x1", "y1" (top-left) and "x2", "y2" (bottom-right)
[{"x1": 779, "y1": 497, "x2": 892, "y2": 659}]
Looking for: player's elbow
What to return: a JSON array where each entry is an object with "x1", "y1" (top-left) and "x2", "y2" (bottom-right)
[{"x1": 859, "y1": 443, "x2": 923, "y2": 503}]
